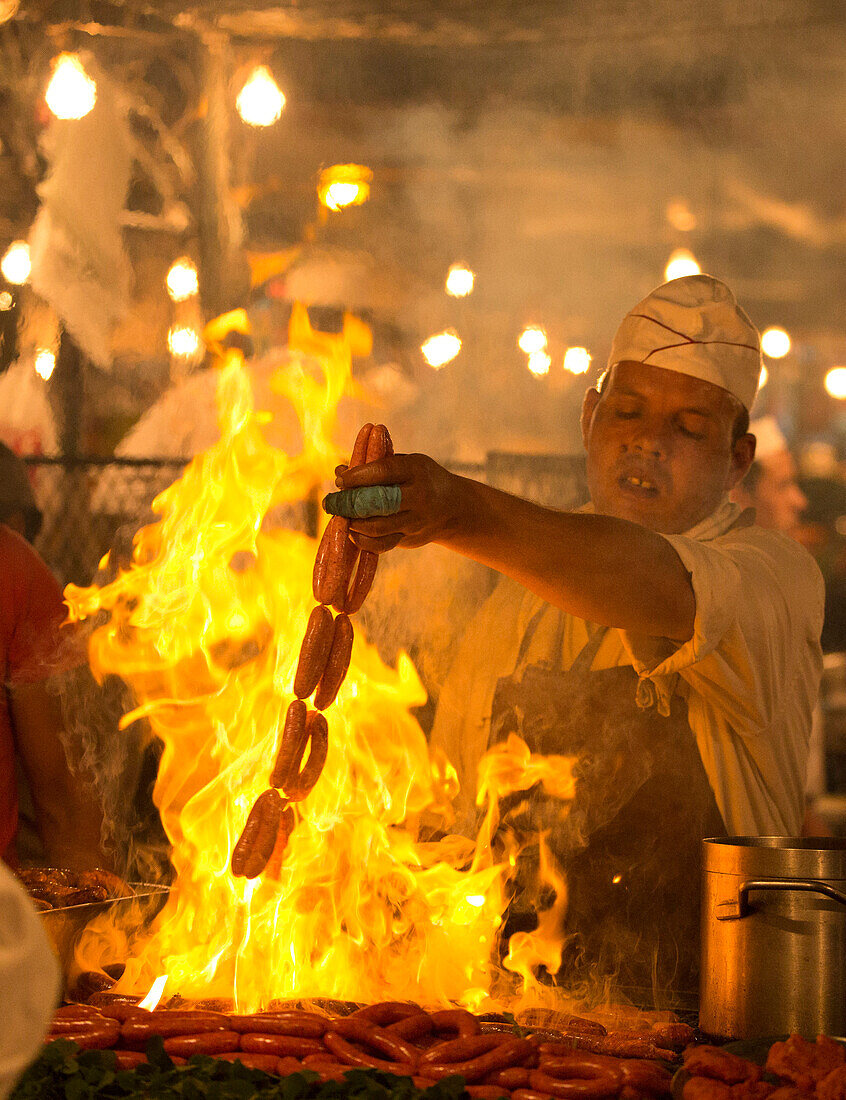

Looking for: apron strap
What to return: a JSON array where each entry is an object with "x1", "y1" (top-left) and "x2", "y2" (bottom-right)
[{"x1": 509, "y1": 605, "x2": 609, "y2": 678}]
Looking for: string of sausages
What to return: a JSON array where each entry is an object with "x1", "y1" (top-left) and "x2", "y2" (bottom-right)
[
  {"x1": 48, "y1": 999, "x2": 687, "y2": 1098},
  {"x1": 230, "y1": 424, "x2": 393, "y2": 881}
]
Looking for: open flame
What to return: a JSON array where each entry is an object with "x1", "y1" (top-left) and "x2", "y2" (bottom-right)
[{"x1": 65, "y1": 305, "x2": 573, "y2": 1012}]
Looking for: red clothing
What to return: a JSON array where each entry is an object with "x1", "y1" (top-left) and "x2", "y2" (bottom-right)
[{"x1": 0, "y1": 526, "x2": 67, "y2": 861}]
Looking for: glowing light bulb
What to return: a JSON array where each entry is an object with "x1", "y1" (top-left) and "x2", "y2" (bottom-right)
[
  {"x1": 664, "y1": 248, "x2": 701, "y2": 281},
  {"x1": 236, "y1": 65, "x2": 285, "y2": 127},
  {"x1": 825, "y1": 367, "x2": 846, "y2": 400},
  {"x1": 318, "y1": 165, "x2": 372, "y2": 212},
  {"x1": 518, "y1": 326, "x2": 547, "y2": 355},
  {"x1": 563, "y1": 346, "x2": 592, "y2": 375},
  {"x1": 45, "y1": 53, "x2": 97, "y2": 120},
  {"x1": 34, "y1": 348, "x2": 55, "y2": 380},
  {"x1": 758, "y1": 364, "x2": 768, "y2": 389},
  {"x1": 1, "y1": 240, "x2": 30, "y2": 285},
  {"x1": 527, "y1": 350, "x2": 551, "y2": 376},
  {"x1": 445, "y1": 263, "x2": 475, "y2": 297},
  {"x1": 167, "y1": 324, "x2": 202, "y2": 360},
  {"x1": 0, "y1": 291, "x2": 13, "y2": 310},
  {"x1": 421, "y1": 330, "x2": 461, "y2": 368},
  {"x1": 761, "y1": 327, "x2": 791, "y2": 359},
  {"x1": 166, "y1": 257, "x2": 199, "y2": 302}
]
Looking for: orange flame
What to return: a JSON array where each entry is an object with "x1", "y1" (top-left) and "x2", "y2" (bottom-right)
[{"x1": 65, "y1": 307, "x2": 574, "y2": 1012}]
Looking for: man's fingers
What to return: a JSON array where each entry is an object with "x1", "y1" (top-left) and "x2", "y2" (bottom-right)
[
  {"x1": 336, "y1": 455, "x2": 412, "y2": 488},
  {"x1": 349, "y1": 531, "x2": 404, "y2": 553},
  {"x1": 348, "y1": 511, "x2": 411, "y2": 537}
]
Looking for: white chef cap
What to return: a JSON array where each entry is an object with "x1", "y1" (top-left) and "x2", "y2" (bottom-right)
[
  {"x1": 750, "y1": 416, "x2": 788, "y2": 462},
  {"x1": 608, "y1": 275, "x2": 763, "y2": 410},
  {"x1": 0, "y1": 866, "x2": 60, "y2": 1098}
]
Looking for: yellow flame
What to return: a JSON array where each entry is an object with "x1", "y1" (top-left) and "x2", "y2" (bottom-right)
[
  {"x1": 138, "y1": 974, "x2": 168, "y2": 1010},
  {"x1": 66, "y1": 307, "x2": 574, "y2": 1012},
  {"x1": 317, "y1": 165, "x2": 372, "y2": 211}
]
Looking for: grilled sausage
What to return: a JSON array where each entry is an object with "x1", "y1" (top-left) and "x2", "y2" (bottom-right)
[
  {"x1": 230, "y1": 788, "x2": 285, "y2": 879},
  {"x1": 313, "y1": 517, "x2": 357, "y2": 607},
  {"x1": 240, "y1": 1033, "x2": 326, "y2": 1058},
  {"x1": 262, "y1": 806, "x2": 296, "y2": 880},
  {"x1": 293, "y1": 605, "x2": 336, "y2": 699},
  {"x1": 227, "y1": 1010, "x2": 328, "y2": 1037},
  {"x1": 365, "y1": 424, "x2": 393, "y2": 463},
  {"x1": 164, "y1": 1030, "x2": 241, "y2": 1056},
  {"x1": 287, "y1": 712, "x2": 328, "y2": 799},
  {"x1": 313, "y1": 614, "x2": 353, "y2": 710},
  {"x1": 270, "y1": 700, "x2": 309, "y2": 788}
]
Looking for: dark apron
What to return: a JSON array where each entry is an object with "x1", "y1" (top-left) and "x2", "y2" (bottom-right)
[{"x1": 489, "y1": 611, "x2": 726, "y2": 1003}]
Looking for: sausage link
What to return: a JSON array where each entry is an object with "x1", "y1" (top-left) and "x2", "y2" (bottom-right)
[
  {"x1": 429, "y1": 1008, "x2": 482, "y2": 1039},
  {"x1": 350, "y1": 424, "x2": 375, "y2": 467},
  {"x1": 94, "y1": 1003, "x2": 146, "y2": 1023},
  {"x1": 278, "y1": 1055, "x2": 309, "y2": 1075},
  {"x1": 313, "y1": 517, "x2": 357, "y2": 607},
  {"x1": 46, "y1": 1020, "x2": 120, "y2": 1049},
  {"x1": 332, "y1": 1016, "x2": 420, "y2": 1066},
  {"x1": 164, "y1": 1030, "x2": 241, "y2": 1056},
  {"x1": 351, "y1": 1002, "x2": 425, "y2": 1026},
  {"x1": 294, "y1": 606, "x2": 336, "y2": 699},
  {"x1": 365, "y1": 424, "x2": 393, "y2": 462},
  {"x1": 386, "y1": 1014, "x2": 435, "y2": 1042},
  {"x1": 113, "y1": 1050, "x2": 149, "y2": 1069},
  {"x1": 485, "y1": 1067, "x2": 532, "y2": 1088},
  {"x1": 513, "y1": 1090, "x2": 559, "y2": 1100},
  {"x1": 323, "y1": 1030, "x2": 415, "y2": 1074},
  {"x1": 529, "y1": 1070, "x2": 621, "y2": 1099},
  {"x1": 270, "y1": 701, "x2": 309, "y2": 788},
  {"x1": 618, "y1": 1059, "x2": 673, "y2": 1095},
  {"x1": 121, "y1": 1010, "x2": 230, "y2": 1046},
  {"x1": 285, "y1": 711, "x2": 329, "y2": 800},
  {"x1": 49, "y1": 1016, "x2": 111, "y2": 1035},
  {"x1": 313, "y1": 614, "x2": 354, "y2": 710},
  {"x1": 240, "y1": 1033, "x2": 325, "y2": 1057},
  {"x1": 567, "y1": 1034, "x2": 676, "y2": 1061},
  {"x1": 650, "y1": 1022, "x2": 695, "y2": 1049},
  {"x1": 466, "y1": 1087, "x2": 515, "y2": 1099},
  {"x1": 230, "y1": 788, "x2": 285, "y2": 879},
  {"x1": 341, "y1": 551, "x2": 378, "y2": 615},
  {"x1": 227, "y1": 1010, "x2": 327, "y2": 1036},
  {"x1": 263, "y1": 806, "x2": 296, "y2": 880},
  {"x1": 214, "y1": 1052, "x2": 282, "y2": 1072},
  {"x1": 421, "y1": 1035, "x2": 535, "y2": 1082},
  {"x1": 539, "y1": 1053, "x2": 623, "y2": 1076}
]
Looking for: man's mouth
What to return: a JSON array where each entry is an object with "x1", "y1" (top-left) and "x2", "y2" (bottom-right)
[{"x1": 619, "y1": 473, "x2": 660, "y2": 495}]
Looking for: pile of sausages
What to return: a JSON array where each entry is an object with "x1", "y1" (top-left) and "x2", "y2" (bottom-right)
[
  {"x1": 18, "y1": 867, "x2": 134, "y2": 911},
  {"x1": 47, "y1": 998, "x2": 690, "y2": 1098},
  {"x1": 230, "y1": 424, "x2": 393, "y2": 882}
]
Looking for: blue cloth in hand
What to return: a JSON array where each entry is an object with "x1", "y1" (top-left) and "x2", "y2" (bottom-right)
[{"x1": 322, "y1": 485, "x2": 402, "y2": 519}]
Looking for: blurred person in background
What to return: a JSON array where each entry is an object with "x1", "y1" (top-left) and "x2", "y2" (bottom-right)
[
  {"x1": 0, "y1": 442, "x2": 110, "y2": 872},
  {"x1": 0, "y1": 861, "x2": 60, "y2": 1098},
  {"x1": 731, "y1": 417, "x2": 808, "y2": 536}
]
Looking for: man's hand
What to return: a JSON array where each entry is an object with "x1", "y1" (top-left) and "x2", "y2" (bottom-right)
[{"x1": 334, "y1": 453, "x2": 468, "y2": 553}]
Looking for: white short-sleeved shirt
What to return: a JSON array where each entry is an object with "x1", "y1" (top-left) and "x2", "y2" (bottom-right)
[{"x1": 430, "y1": 498, "x2": 825, "y2": 836}]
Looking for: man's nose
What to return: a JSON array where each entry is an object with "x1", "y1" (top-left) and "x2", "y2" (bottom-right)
[{"x1": 629, "y1": 419, "x2": 668, "y2": 456}]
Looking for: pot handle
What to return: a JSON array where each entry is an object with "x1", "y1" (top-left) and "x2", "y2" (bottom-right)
[{"x1": 717, "y1": 878, "x2": 846, "y2": 920}]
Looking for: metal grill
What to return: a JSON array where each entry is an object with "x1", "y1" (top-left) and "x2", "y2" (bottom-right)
[{"x1": 23, "y1": 457, "x2": 188, "y2": 587}]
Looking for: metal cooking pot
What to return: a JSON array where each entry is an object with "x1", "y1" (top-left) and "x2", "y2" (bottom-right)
[{"x1": 699, "y1": 837, "x2": 846, "y2": 1039}]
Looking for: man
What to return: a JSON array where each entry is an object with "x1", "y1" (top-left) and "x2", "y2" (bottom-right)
[
  {"x1": 732, "y1": 416, "x2": 808, "y2": 536},
  {"x1": 333, "y1": 275, "x2": 824, "y2": 998},
  {"x1": 0, "y1": 445, "x2": 108, "y2": 871}
]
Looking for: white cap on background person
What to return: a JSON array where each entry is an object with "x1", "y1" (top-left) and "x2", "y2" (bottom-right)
[
  {"x1": 608, "y1": 274, "x2": 762, "y2": 410},
  {"x1": 0, "y1": 865, "x2": 60, "y2": 1098}
]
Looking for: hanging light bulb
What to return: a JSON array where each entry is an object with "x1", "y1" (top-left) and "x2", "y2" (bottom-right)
[
  {"x1": 445, "y1": 263, "x2": 475, "y2": 297},
  {"x1": 563, "y1": 347, "x2": 592, "y2": 375},
  {"x1": 166, "y1": 257, "x2": 199, "y2": 302},
  {"x1": 761, "y1": 326, "x2": 791, "y2": 359},
  {"x1": 1, "y1": 240, "x2": 30, "y2": 285},
  {"x1": 167, "y1": 324, "x2": 202, "y2": 361},
  {"x1": 518, "y1": 325, "x2": 547, "y2": 355},
  {"x1": 317, "y1": 165, "x2": 372, "y2": 212},
  {"x1": 34, "y1": 348, "x2": 56, "y2": 381},
  {"x1": 236, "y1": 65, "x2": 285, "y2": 127},
  {"x1": 824, "y1": 368, "x2": 846, "y2": 400},
  {"x1": 45, "y1": 53, "x2": 97, "y2": 120},
  {"x1": 421, "y1": 330, "x2": 461, "y2": 369},
  {"x1": 664, "y1": 248, "x2": 701, "y2": 281},
  {"x1": 527, "y1": 350, "x2": 551, "y2": 376}
]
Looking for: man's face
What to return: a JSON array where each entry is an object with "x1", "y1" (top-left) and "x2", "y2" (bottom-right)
[
  {"x1": 580, "y1": 360, "x2": 754, "y2": 534},
  {"x1": 749, "y1": 451, "x2": 808, "y2": 534}
]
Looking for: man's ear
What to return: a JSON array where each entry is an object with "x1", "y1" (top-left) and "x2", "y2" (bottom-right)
[
  {"x1": 726, "y1": 432, "x2": 756, "y2": 491},
  {"x1": 580, "y1": 387, "x2": 601, "y2": 449}
]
